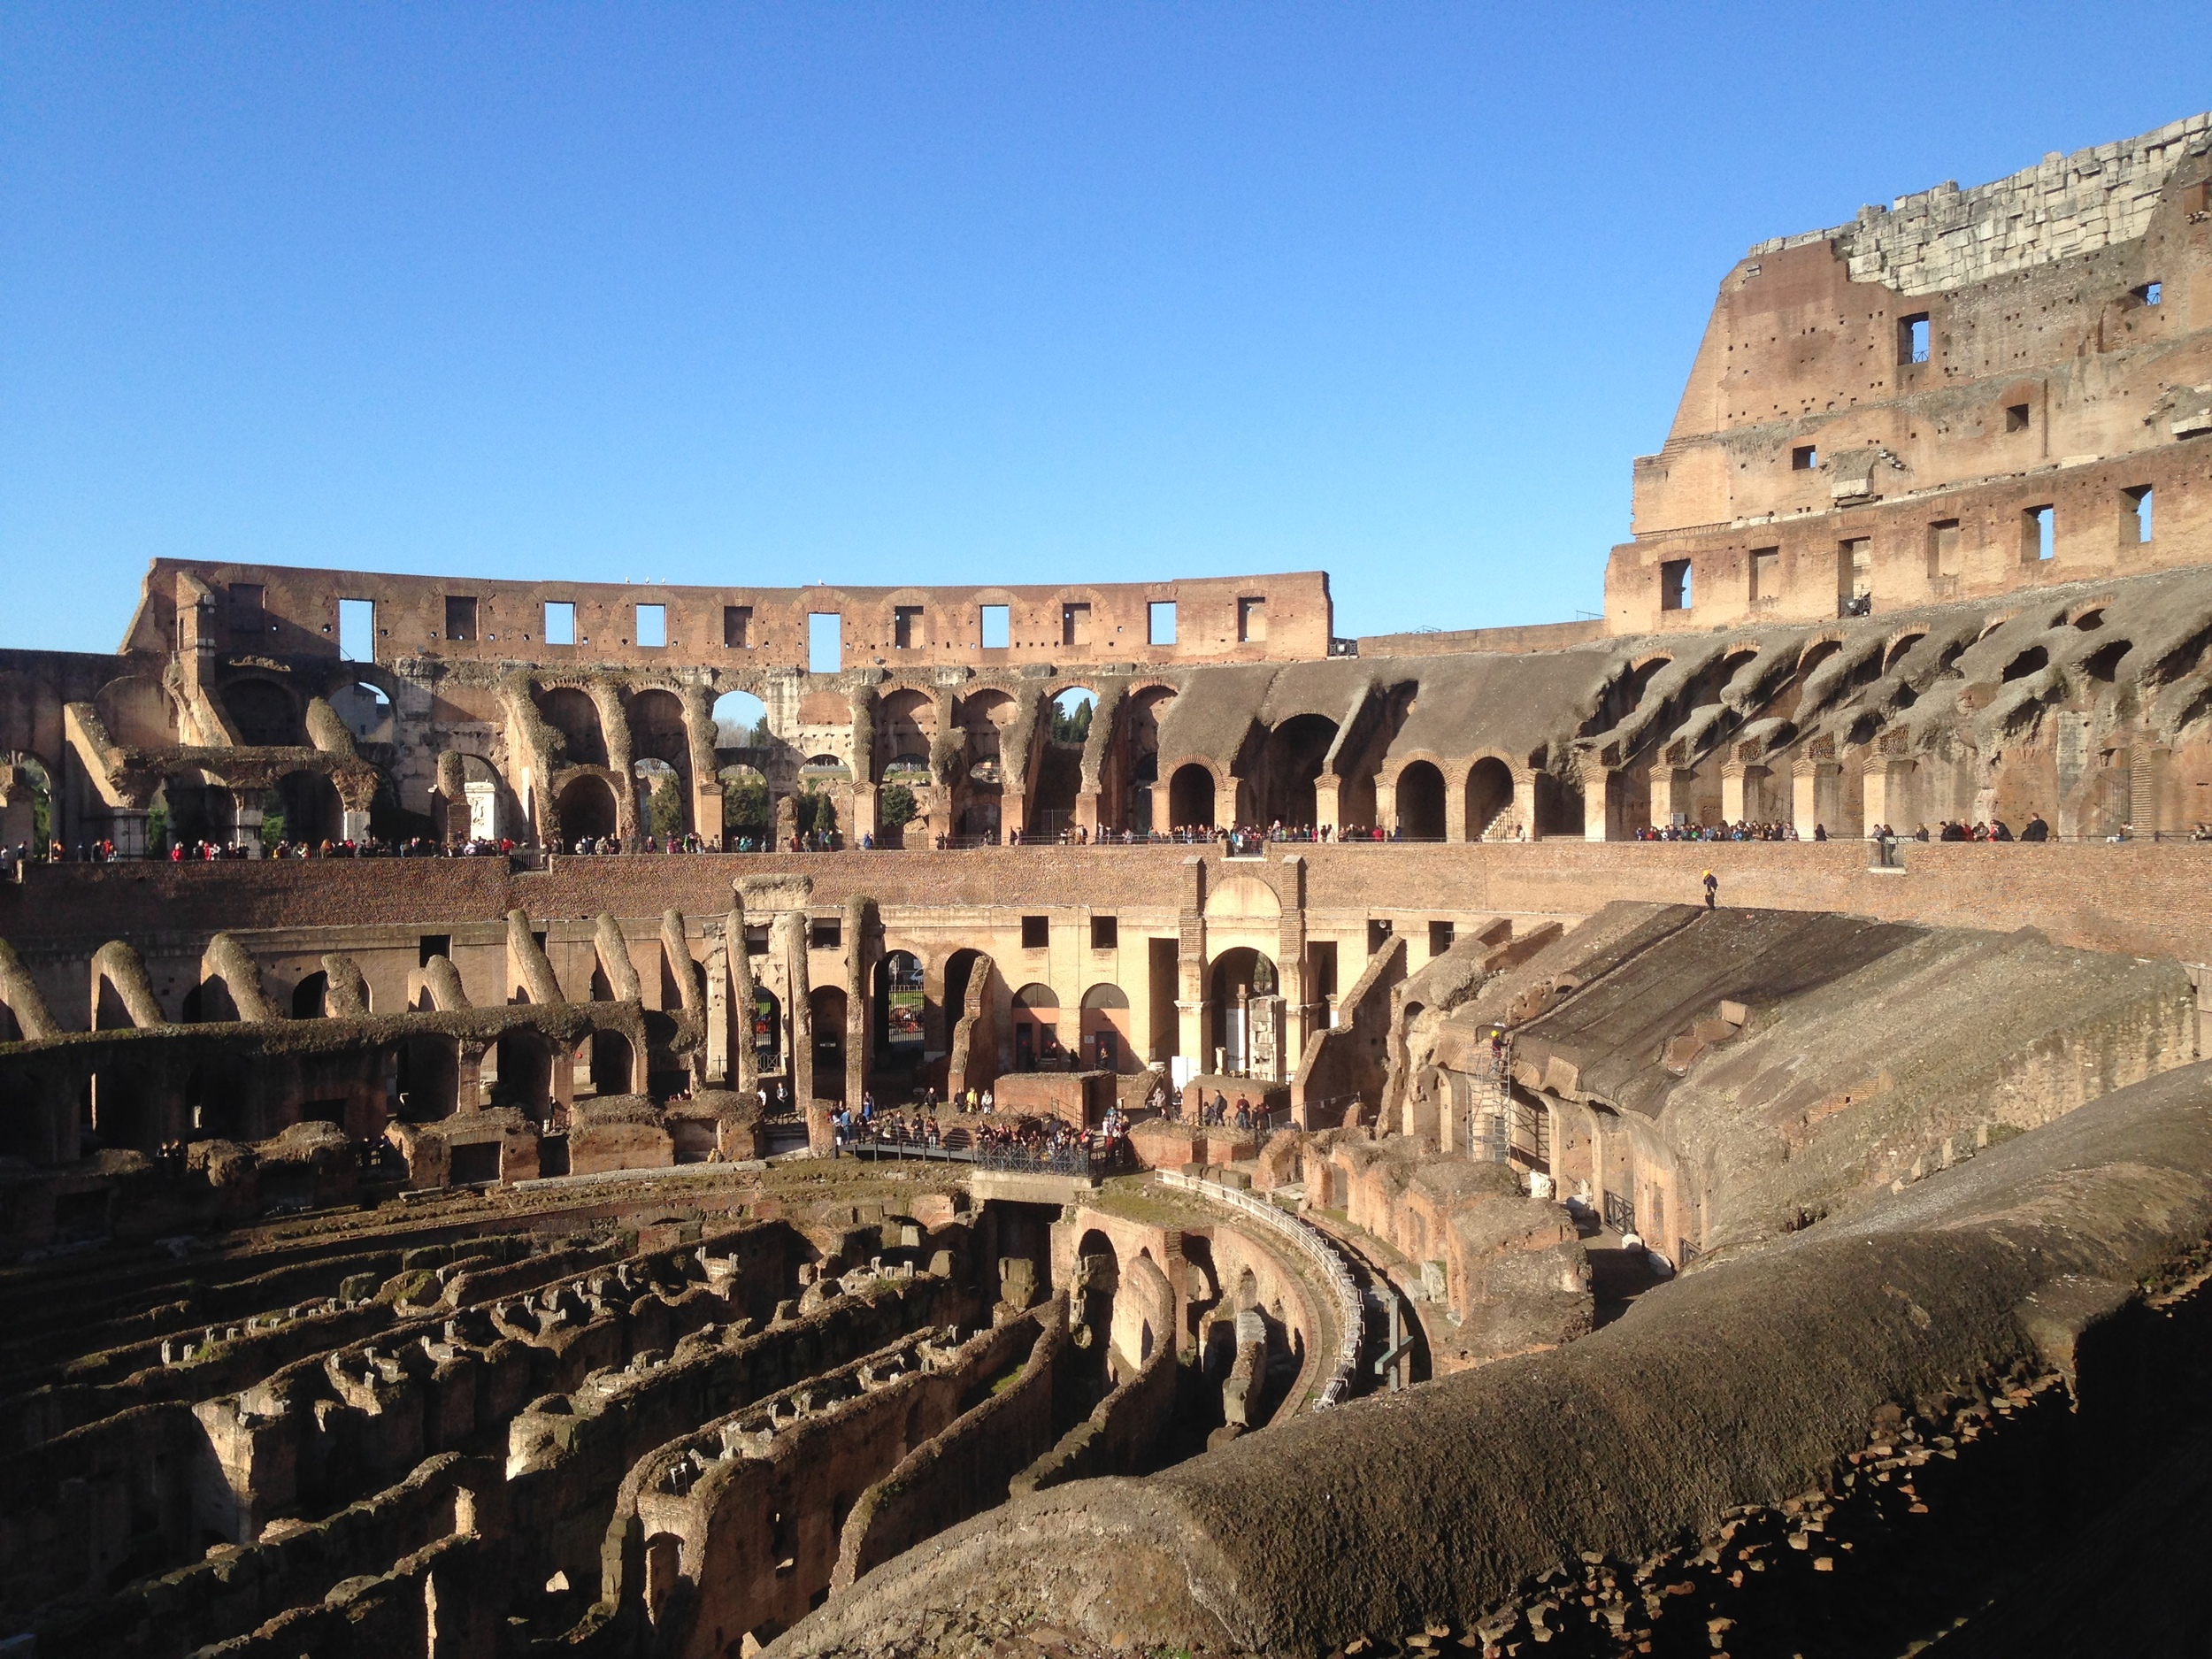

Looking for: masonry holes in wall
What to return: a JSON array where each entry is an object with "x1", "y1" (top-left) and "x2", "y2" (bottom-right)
[
  {"x1": 2006, "y1": 402, "x2": 2031, "y2": 433},
  {"x1": 337, "y1": 598, "x2": 375, "y2": 663}
]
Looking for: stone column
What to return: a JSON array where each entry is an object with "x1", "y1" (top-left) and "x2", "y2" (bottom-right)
[
  {"x1": 1275, "y1": 855, "x2": 1310, "y2": 1071},
  {"x1": 230, "y1": 793, "x2": 265, "y2": 858},
  {"x1": 1793, "y1": 759, "x2": 1839, "y2": 841},
  {"x1": 728, "y1": 895, "x2": 758, "y2": 1098},
  {"x1": 1310, "y1": 776, "x2": 1340, "y2": 837},
  {"x1": 1650, "y1": 768, "x2": 1696, "y2": 832},
  {"x1": 1513, "y1": 772, "x2": 1542, "y2": 842},
  {"x1": 341, "y1": 808, "x2": 372, "y2": 843},
  {"x1": 1177, "y1": 856, "x2": 1207, "y2": 1070},
  {"x1": 457, "y1": 1038, "x2": 489, "y2": 1111},
  {"x1": 845, "y1": 897, "x2": 873, "y2": 1110},
  {"x1": 775, "y1": 910, "x2": 826, "y2": 1151}
]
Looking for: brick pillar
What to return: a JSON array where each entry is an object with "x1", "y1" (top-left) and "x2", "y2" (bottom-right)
[
  {"x1": 1177, "y1": 856, "x2": 1207, "y2": 1070},
  {"x1": 1513, "y1": 772, "x2": 1541, "y2": 841}
]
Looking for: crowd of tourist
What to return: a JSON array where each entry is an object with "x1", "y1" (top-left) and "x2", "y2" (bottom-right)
[{"x1": 828, "y1": 1086, "x2": 1131, "y2": 1167}]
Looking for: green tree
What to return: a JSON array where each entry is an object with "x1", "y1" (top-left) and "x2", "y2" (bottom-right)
[
  {"x1": 649, "y1": 775, "x2": 687, "y2": 841},
  {"x1": 1050, "y1": 696, "x2": 1093, "y2": 746},
  {"x1": 795, "y1": 786, "x2": 838, "y2": 838},
  {"x1": 878, "y1": 781, "x2": 918, "y2": 831},
  {"x1": 722, "y1": 772, "x2": 769, "y2": 837}
]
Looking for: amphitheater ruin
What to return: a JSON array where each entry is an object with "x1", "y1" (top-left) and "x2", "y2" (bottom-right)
[{"x1": 4, "y1": 112, "x2": 2212, "y2": 1658}]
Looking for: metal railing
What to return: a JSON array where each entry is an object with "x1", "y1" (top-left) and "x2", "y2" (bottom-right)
[
  {"x1": 1157, "y1": 1169, "x2": 1365, "y2": 1409},
  {"x1": 1602, "y1": 1189, "x2": 1637, "y2": 1236},
  {"x1": 845, "y1": 1135, "x2": 1131, "y2": 1179}
]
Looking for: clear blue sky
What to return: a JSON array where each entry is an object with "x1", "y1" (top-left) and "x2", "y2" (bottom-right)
[{"x1": 4, "y1": 4, "x2": 2207, "y2": 654}]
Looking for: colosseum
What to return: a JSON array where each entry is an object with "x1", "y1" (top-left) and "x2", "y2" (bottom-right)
[{"x1": 4, "y1": 113, "x2": 2212, "y2": 1658}]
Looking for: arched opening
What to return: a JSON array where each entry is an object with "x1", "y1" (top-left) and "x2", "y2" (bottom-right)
[
  {"x1": 556, "y1": 774, "x2": 619, "y2": 843},
  {"x1": 225, "y1": 679, "x2": 303, "y2": 747},
  {"x1": 291, "y1": 972, "x2": 328, "y2": 1019},
  {"x1": 494, "y1": 1028, "x2": 552, "y2": 1112},
  {"x1": 1169, "y1": 764, "x2": 1216, "y2": 831},
  {"x1": 1124, "y1": 686, "x2": 1176, "y2": 830},
  {"x1": 1031, "y1": 687, "x2": 1095, "y2": 839},
  {"x1": 95, "y1": 675, "x2": 175, "y2": 749},
  {"x1": 330, "y1": 681, "x2": 394, "y2": 743},
  {"x1": 274, "y1": 770, "x2": 344, "y2": 846},
  {"x1": 957, "y1": 690, "x2": 1016, "y2": 838},
  {"x1": 1072, "y1": 1228, "x2": 1121, "y2": 1403},
  {"x1": 944, "y1": 949, "x2": 984, "y2": 1032},
  {"x1": 876, "y1": 688, "x2": 936, "y2": 778},
  {"x1": 397, "y1": 1035, "x2": 457, "y2": 1120},
  {"x1": 456, "y1": 752, "x2": 503, "y2": 842},
  {"x1": 1208, "y1": 949, "x2": 1278, "y2": 1076},
  {"x1": 1465, "y1": 757, "x2": 1514, "y2": 841},
  {"x1": 718, "y1": 764, "x2": 770, "y2": 847},
  {"x1": 711, "y1": 688, "x2": 768, "y2": 748},
  {"x1": 750, "y1": 985, "x2": 781, "y2": 1075},
  {"x1": 590, "y1": 1030, "x2": 634, "y2": 1096},
  {"x1": 2083, "y1": 640, "x2": 2131, "y2": 683},
  {"x1": 1884, "y1": 634, "x2": 1926, "y2": 675},
  {"x1": 1011, "y1": 982, "x2": 1062, "y2": 1071},
  {"x1": 536, "y1": 687, "x2": 608, "y2": 768},
  {"x1": 1260, "y1": 714, "x2": 1338, "y2": 826},
  {"x1": 1394, "y1": 761, "x2": 1446, "y2": 840},
  {"x1": 810, "y1": 986, "x2": 848, "y2": 1098},
  {"x1": 872, "y1": 951, "x2": 926, "y2": 1086},
  {"x1": 1079, "y1": 982, "x2": 1132, "y2": 1073},
  {"x1": 2002, "y1": 646, "x2": 2050, "y2": 683},
  {"x1": 634, "y1": 757, "x2": 686, "y2": 841},
  {"x1": 0, "y1": 752, "x2": 55, "y2": 856}
]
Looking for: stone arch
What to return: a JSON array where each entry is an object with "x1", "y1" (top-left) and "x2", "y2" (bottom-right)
[
  {"x1": 536, "y1": 686, "x2": 608, "y2": 768},
  {"x1": 1079, "y1": 981, "x2": 1133, "y2": 1072},
  {"x1": 275, "y1": 769, "x2": 344, "y2": 845},
  {"x1": 494, "y1": 1027, "x2": 553, "y2": 1111},
  {"x1": 872, "y1": 949, "x2": 927, "y2": 1080},
  {"x1": 590, "y1": 1029, "x2": 635, "y2": 1096},
  {"x1": 1465, "y1": 756, "x2": 1514, "y2": 841},
  {"x1": 556, "y1": 772, "x2": 620, "y2": 842},
  {"x1": 1883, "y1": 631, "x2": 1927, "y2": 673},
  {"x1": 1394, "y1": 759, "x2": 1446, "y2": 840},
  {"x1": 291, "y1": 971, "x2": 328, "y2": 1019},
  {"x1": 1207, "y1": 947, "x2": 1278, "y2": 1074},
  {"x1": 1011, "y1": 982, "x2": 1061, "y2": 1071},
  {"x1": 1168, "y1": 762, "x2": 1217, "y2": 830},
  {"x1": 1256, "y1": 712, "x2": 1339, "y2": 826},
  {"x1": 225, "y1": 678, "x2": 303, "y2": 747},
  {"x1": 1204, "y1": 873, "x2": 1281, "y2": 922},
  {"x1": 876, "y1": 687, "x2": 936, "y2": 780}
]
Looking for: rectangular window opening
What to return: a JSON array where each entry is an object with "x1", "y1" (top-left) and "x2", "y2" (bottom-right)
[
  {"x1": 1749, "y1": 548, "x2": 1779, "y2": 603},
  {"x1": 808, "y1": 612, "x2": 842, "y2": 673},
  {"x1": 723, "y1": 605, "x2": 751, "y2": 649},
  {"x1": 1926, "y1": 520, "x2": 1961, "y2": 581},
  {"x1": 1898, "y1": 312, "x2": 1931, "y2": 365},
  {"x1": 1090, "y1": 915, "x2": 1118, "y2": 950},
  {"x1": 1790, "y1": 444, "x2": 1816, "y2": 471},
  {"x1": 2005, "y1": 402, "x2": 2031, "y2": 434},
  {"x1": 1838, "y1": 538, "x2": 1871, "y2": 602},
  {"x1": 810, "y1": 918, "x2": 841, "y2": 951},
  {"x1": 444, "y1": 595, "x2": 479, "y2": 643},
  {"x1": 893, "y1": 605, "x2": 923, "y2": 649},
  {"x1": 418, "y1": 934, "x2": 450, "y2": 967},
  {"x1": 338, "y1": 597, "x2": 375, "y2": 662},
  {"x1": 2138, "y1": 280, "x2": 2162, "y2": 307},
  {"x1": 1237, "y1": 595, "x2": 1268, "y2": 642},
  {"x1": 1659, "y1": 558, "x2": 1692, "y2": 612},
  {"x1": 2125, "y1": 486, "x2": 2154, "y2": 545},
  {"x1": 1428, "y1": 919, "x2": 1455, "y2": 957},
  {"x1": 979, "y1": 605, "x2": 1010, "y2": 650},
  {"x1": 1021, "y1": 915, "x2": 1049, "y2": 951},
  {"x1": 2024, "y1": 505, "x2": 2055, "y2": 564},
  {"x1": 543, "y1": 602, "x2": 576, "y2": 646},
  {"x1": 634, "y1": 603, "x2": 666, "y2": 649},
  {"x1": 1311, "y1": 940, "x2": 1338, "y2": 1002},
  {"x1": 1148, "y1": 601, "x2": 1177, "y2": 645},
  {"x1": 1367, "y1": 918, "x2": 1393, "y2": 956},
  {"x1": 1061, "y1": 602, "x2": 1091, "y2": 649}
]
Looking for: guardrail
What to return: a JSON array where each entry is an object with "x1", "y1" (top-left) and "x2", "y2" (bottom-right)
[{"x1": 1156, "y1": 1169, "x2": 1365, "y2": 1410}]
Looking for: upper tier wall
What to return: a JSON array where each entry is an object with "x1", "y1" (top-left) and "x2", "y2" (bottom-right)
[{"x1": 126, "y1": 560, "x2": 1336, "y2": 672}]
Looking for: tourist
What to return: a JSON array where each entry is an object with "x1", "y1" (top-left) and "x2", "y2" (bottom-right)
[
  {"x1": 2021, "y1": 812, "x2": 2050, "y2": 841},
  {"x1": 1701, "y1": 870, "x2": 1717, "y2": 909}
]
